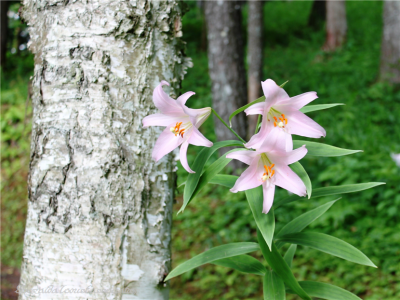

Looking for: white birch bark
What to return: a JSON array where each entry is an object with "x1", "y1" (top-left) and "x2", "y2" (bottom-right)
[
  {"x1": 380, "y1": 0, "x2": 400, "y2": 84},
  {"x1": 18, "y1": 0, "x2": 191, "y2": 299}
]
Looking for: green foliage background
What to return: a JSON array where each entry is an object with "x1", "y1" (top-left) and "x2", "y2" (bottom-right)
[{"x1": 1, "y1": 1, "x2": 399, "y2": 299}]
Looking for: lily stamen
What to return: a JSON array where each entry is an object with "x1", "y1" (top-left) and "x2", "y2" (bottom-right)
[
  {"x1": 170, "y1": 122, "x2": 186, "y2": 137},
  {"x1": 262, "y1": 164, "x2": 275, "y2": 182}
]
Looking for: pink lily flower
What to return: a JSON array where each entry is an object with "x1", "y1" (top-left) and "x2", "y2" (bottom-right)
[
  {"x1": 226, "y1": 139, "x2": 308, "y2": 214},
  {"x1": 245, "y1": 79, "x2": 326, "y2": 151},
  {"x1": 143, "y1": 81, "x2": 212, "y2": 173}
]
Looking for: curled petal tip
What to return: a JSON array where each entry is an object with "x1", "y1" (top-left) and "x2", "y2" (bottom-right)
[{"x1": 160, "y1": 80, "x2": 170, "y2": 86}]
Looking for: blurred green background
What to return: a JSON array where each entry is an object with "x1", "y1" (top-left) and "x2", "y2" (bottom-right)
[{"x1": 1, "y1": 1, "x2": 399, "y2": 299}]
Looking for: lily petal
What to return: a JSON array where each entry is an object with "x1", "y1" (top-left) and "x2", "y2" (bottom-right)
[
  {"x1": 180, "y1": 141, "x2": 195, "y2": 173},
  {"x1": 262, "y1": 79, "x2": 290, "y2": 104},
  {"x1": 152, "y1": 127, "x2": 183, "y2": 162},
  {"x1": 274, "y1": 165, "x2": 306, "y2": 196},
  {"x1": 287, "y1": 110, "x2": 326, "y2": 138},
  {"x1": 257, "y1": 127, "x2": 292, "y2": 153},
  {"x1": 230, "y1": 159, "x2": 263, "y2": 193},
  {"x1": 262, "y1": 183, "x2": 276, "y2": 214},
  {"x1": 177, "y1": 91, "x2": 195, "y2": 106},
  {"x1": 153, "y1": 81, "x2": 183, "y2": 114},
  {"x1": 268, "y1": 145, "x2": 307, "y2": 166},
  {"x1": 275, "y1": 91, "x2": 318, "y2": 111},
  {"x1": 244, "y1": 102, "x2": 264, "y2": 116},
  {"x1": 188, "y1": 127, "x2": 213, "y2": 147},
  {"x1": 245, "y1": 120, "x2": 273, "y2": 150},
  {"x1": 183, "y1": 106, "x2": 212, "y2": 128},
  {"x1": 142, "y1": 114, "x2": 186, "y2": 128},
  {"x1": 226, "y1": 150, "x2": 259, "y2": 165}
]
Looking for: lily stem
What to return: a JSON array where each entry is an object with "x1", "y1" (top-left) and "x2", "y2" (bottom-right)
[
  {"x1": 211, "y1": 108, "x2": 246, "y2": 144},
  {"x1": 255, "y1": 115, "x2": 261, "y2": 134}
]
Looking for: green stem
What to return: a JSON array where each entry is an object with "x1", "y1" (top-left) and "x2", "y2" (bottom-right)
[
  {"x1": 255, "y1": 114, "x2": 261, "y2": 134},
  {"x1": 211, "y1": 108, "x2": 246, "y2": 143}
]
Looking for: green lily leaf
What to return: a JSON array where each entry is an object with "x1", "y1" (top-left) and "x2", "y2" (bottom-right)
[
  {"x1": 275, "y1": 182, "x2": 385, "y2": 208},
  {"x1": 208, "y1": 174, "x2": 238, "y2": 188},
  {"x1": 300, "y1": 103, "x2": 344, "y2": 114},
  {"x1": 184, "y1": 148, "x2": 243, "y2": 208},
  {"x1": 275, "y1": 199, "x2": 339, "y2": 248},
  {"x1": 246, "y1": 186, "x2": 275, "y2": 250},
  {"x1": 212, "y1": 254, "x2": 267, "y2": 276},
  {"x1": 263, "y1": 270, "x2": 286, "y2": 300},
  {"x1": 283, "y1": 244, "x2": 297, "y2": 269},
  {"x1": 290, "y1": 161, "x2": 312, "y2": 198},
  {"x1": 287, "y1": 281, "x2": 362, "y2": 300},
  {"x1": 180, "y1": 140, "x2": 243, "y2": 213},
  {"x1": 293, "y1": 140, "x2": 362, "y2": 157},
  {"x1": 257, "y1": 231, "x2": 311, "y2": 300},
  {"x1": 276, "y1": 232, "x2": 377, "y2": 267},
  {"x1": 165, "y1": 242, "x2": 260, "y2": 281}
]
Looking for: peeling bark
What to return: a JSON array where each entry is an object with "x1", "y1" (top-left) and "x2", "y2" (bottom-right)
[
  {"x1": 380, "y1": 0, "x2": 400, "y2": 84},
  {"x1": 204, "y1": 1, "x2": 247, "y2": 147},
  {"x1": 247, "y1": 0, "x2": 263, "y2": 139},
  {"x1": 323, "y1": 0, "x2": 347, "y2": 51},
  {"x1": 18, "y1": 0, "x2": 190, "y2": 299}
]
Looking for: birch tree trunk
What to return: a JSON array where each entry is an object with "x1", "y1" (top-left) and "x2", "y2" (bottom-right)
[
  {"x1": 380, "y1": 0, "x2": 400, "y2": 84},
  {"x1": 18, "y1": 1, "x2": 190, "y2": 299},
  {"x1": 1, "y1": 1, "x2": 10, "y2": 66},
  {"x1": 323, "y1": 0, "x2": 347, "y2": 51},
  {"x1": 247, "y1": 0, "x2": 263, "y2": 139},
  {"x1": 204, "y1": 1, "x2": 248, "y2": 145}
]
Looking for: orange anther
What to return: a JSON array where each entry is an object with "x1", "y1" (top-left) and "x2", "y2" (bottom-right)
[
  {"x1": 270, "y1": 164, "x2": 275, "y2": 168},
  {"x1": 285, "y1": 119, "x2": 288, "y2": 125},
  {"x1": 271, "y1": 170, "x2": 275, "y2": 176},
  {"x1": 279, "y1": 117, "x2": 284, "y2": 122},
  {"x1": 274, "y1": 122, "x2": 277, "y2": 127},
  {"x1": 273, "y1": 116, "x2": 278, "y2": 121},
  {"x1": 281, "y1": 114, "x2": 285, "y2": 118}
]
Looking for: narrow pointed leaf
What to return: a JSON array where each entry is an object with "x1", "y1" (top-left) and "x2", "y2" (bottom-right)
[
  {"x1": 293, "y1": 140, "x2": 362, "y2": 157},
  {"x1": 165, "y1": 242, "x2": 260, "y2": 281},
  {"x1": 290, "y1": 162, "x2": 312, "y2": 198},
  {"x1": 246, "y1": 187, "x2": 275, "y2": 250},
  {"x1": 229, "y1": 96, "x2": 265, "y2": 127},
  {"x1": 276, "y1": 232, "x2": 377, "y2": 267},
  {"x1": 283, "y1": 244, "x2": 297, "y2": 268},
  {"x1": 263, "y1": 270, "x2": 286, "y2": 300},
  {"x1": 208, "y1": 174, "x2": 238, "y2": 188},
  {"x1": 275, "y1": 199, "x2": 339, "y2": 249},
  {"x1": 257, "y1": 231, "x2": 311, "y2": 300},
  {"x1": 287, "y1": 281, "x2": 362, "y2": 300},
  {"x1": 275, "y1": 182, "x2": 385, "y2": 208},
  {"x1": 212, "y1": 254, "x2": 267, "y2": 276},
  {"x1": 300, "y1": 103, "x2": 344, "y2": 114},
  {"x1": 185, "y1": 148, "x2": 243, "y2": 207},
  {"x1": 180, "y1": 140, "x2": 243, "y2": 213}
]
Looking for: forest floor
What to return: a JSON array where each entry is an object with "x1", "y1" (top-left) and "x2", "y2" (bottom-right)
[
  {"x1": 1, "y1": 1, "x2": 400, "y2": 300},
  {"x1": 1, "y1": 266, "x2": 20, "y2": 300}
]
